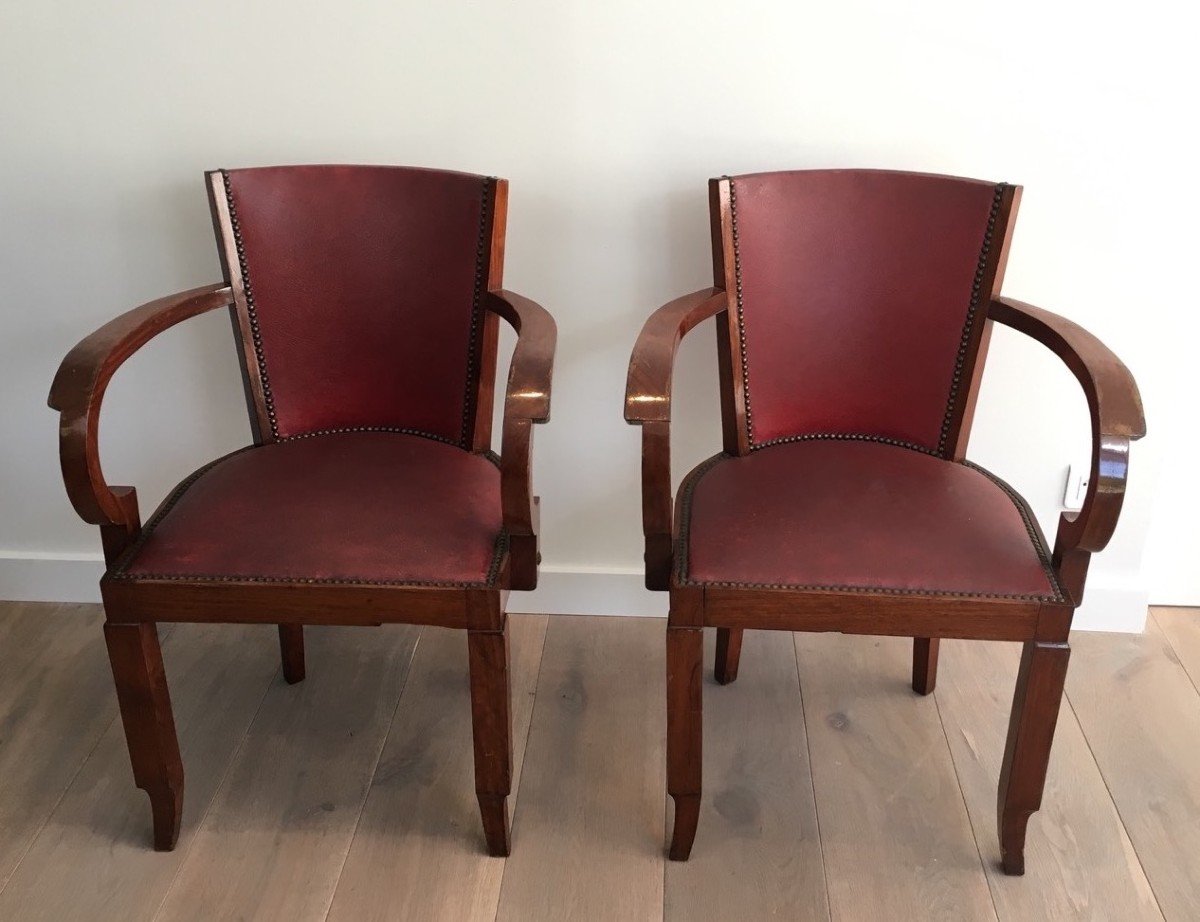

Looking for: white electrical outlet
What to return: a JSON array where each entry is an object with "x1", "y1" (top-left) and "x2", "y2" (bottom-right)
[{"x1": 1063, "y1": 464, "x2": 1089, "y2": 511}]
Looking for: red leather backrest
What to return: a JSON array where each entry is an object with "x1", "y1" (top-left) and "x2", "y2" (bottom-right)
[
  {"x1": 720, "y1": 170, "x2": 1010, "y2": 456},
  {"x1": 214, "y1": 165, "x2": 495, "y2": 445}
]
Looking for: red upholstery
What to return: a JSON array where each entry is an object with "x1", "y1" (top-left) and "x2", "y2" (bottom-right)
[
  {"x1": 220, "y1": 165, "x2": 492, "y2": 444},
  {"x1": 728, "y1": 170, "x2": 1003, "y2": 453},
  {"x1": 680, "y1": 440, "x2": 1061, "y2": 600},
  {"x1": 116, "y1": 433, "x2": 503, "y2": 585}
]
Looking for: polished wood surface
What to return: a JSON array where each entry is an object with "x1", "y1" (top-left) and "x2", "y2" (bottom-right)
[
  {"x1": 990, "y1": 296, "x2": 1147, "y2": 603},
  {"x1": 0, "y1": 604, "x2": 1195, "y2": 920},
  {"x1": 627, "y1": 176, "x2": 1145, "y2": 872},
  {"x1": 46, "y1": 284, "x2": 233, "y2": 561},
  {"x1": 624, "y1": 287, "x2": 728, "y2": 589},
  {"x1": 48, "y1": 172, "x2": 556, "y2": 854}
]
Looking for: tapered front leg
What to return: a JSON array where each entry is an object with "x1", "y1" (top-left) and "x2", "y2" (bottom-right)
[
  {"x1": 714, "y1": 628, "x2": 743, "y2": 685},
  {"x1": 912, "y1": 637, "x2": 939, "y2": 695},
  {"x1": 278, "y1": 624, "x2": 305, "y2": 684},
  {"x1": 997, "y1": 640, "x2": 1070, "y2": 875},
  {"x1": 104, "y1": 622, "x2": 184, "y2": 851},
  {"x1": 468, "y1": 619, "x2": 513, "y2": 857},
  {"x1": 667, "y1": 626, "x2": 703, "y2": 860}
]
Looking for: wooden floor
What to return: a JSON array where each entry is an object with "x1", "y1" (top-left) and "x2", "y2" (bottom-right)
[{"x1": 0, "y1": 603, "x2": 1197, "y2": 921}]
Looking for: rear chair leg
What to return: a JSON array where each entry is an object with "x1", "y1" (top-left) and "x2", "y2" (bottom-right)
[
  {"x1": 104, "y1": 622, "x2": 184, "y2": 851},
  {"x1": 667, "y1": 626, "x2": 703, "y2": 860},
  {"x1": 714, "y1": 628, "x2": 743, "y2": 685},
  {"x1": 912, "y1": 637, "x2": 939, "y2": 695},
  {"x1": 278, "y1": 624, "x2": 305, "y2": 684},
  {"x1": 997, "y1": 640, "x2": 1070, "y2": 875},
  {"x1": 468, "y1": 619, "x2": 513, "y2": 857}
]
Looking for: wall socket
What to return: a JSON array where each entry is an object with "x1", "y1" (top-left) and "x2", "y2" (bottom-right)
[{"x1": 1063, "y1": 464, "x2": 1089, "y2": 511}]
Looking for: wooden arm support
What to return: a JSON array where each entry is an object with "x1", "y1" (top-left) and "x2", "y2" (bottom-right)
[
  {"x1": 486, "y1": 289, "x2": 557, "y2": 589},
  {"x1": 990, "y1": 296, "x2": 1146, "y2": 601},
  {"x1": 47, "y1": 283, "x2": 234, "y2": 562},
  {"x1": 624, "y1": 288, "x2": 728, "y2": 589}
]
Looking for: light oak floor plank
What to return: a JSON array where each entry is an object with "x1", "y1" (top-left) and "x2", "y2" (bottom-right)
[
  {"x1": 1153, "y1": 607, "x2": 1200, "y2": 693},
  {"x1": 665, "y1": 628, "x2": 829, "y2": 921},
  {"x1": 1068, "y1": 620, "x2": 1200, "y2": 922},
  {"x1": 0, "y1": 622, "x2": 279, "y2": 921},
  {"x1": 153, "y1": 624, "x2": 420, "y2": 922},
  {"x1": 495, "y1": 616, "x2": 665, "y2": 922},
  {"x1": 326, "y1": 615, "x2": 548, "y2": 922},
  {"x1": 0, "y1": 603, "x2": 117, "y2": 892},
  {"x1": 936, "y1": 639, "x2": 1161, "y2": 920},
  {"x1": 795, "y1": 632, "x2": 997, "y2": 922}
]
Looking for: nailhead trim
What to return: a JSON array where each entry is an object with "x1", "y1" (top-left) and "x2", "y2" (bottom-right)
[
  {"x1": 937, "y1": 183, "x2": 1007, "y2": 456},
  {"x1": 279, "y1": 426, "x2": 459, "y2": 447},
  {"x1": 222, "y1": 170, "x2": 279, "y2": 440},
  {"x1": 751, "y1": 431, "x2": 938, "y2": 457},
  {"x1": 961, "y1": 460, "x2": 1065, "y2": 602},
  {"x1": 223, "y1": 171, "x2": 497, "y2": 448},
  {"x1": 109, "y1": 436, "x2": 508, "y2": 588},
  {"x1": 460, "y1": 177, "x2": 496, "y2": 447},
  {"x1": 729, "y1": 178, "x2": 1009, "y2": 458},
  {"x1": 673, "y1": 452, "x2": 730, "y2": 583},
  {"x1": 726, "y1": 177, "x2": 756, "y2": 446},
  {"x1": 674, "y1": 436, "x2": 1064, "y2": 601}
]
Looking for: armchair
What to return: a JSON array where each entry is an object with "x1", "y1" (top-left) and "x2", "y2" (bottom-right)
[
  {"x1": 49, "y1": 165, "x2": 555, "y2": 857},
  {"x1": 625, "y1": 169, "x2": 1144, "y2": 873}
]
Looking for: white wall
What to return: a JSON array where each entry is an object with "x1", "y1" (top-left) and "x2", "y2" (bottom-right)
[{"x1": 1, "y1": 0, "x2": 1195, "y2": 628}]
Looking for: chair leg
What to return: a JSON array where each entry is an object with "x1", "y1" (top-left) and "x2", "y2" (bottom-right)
[
  {"x1": 997, "y1": 640, "x2": 1070, "y2": 876},
  {"x1": 714, "y1": 628, "x2": 743, "y2": 685},
  {"x1": 667, "y1": 626, "x2": 703, "y2": 861},
  {"x1": 468, "y1": 620, "x2": 513, "y2": 857},
  {"x1": 278, "y1": 624, "x2": 305, "y2": 684},
  {"x1": 104, "y1": 622, "x2": 184, "y2": 851},
  {"x1": 912, "y1": 637, "x2": 939, "y2": 695}
]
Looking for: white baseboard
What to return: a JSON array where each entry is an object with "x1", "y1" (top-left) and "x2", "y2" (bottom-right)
[{"x1": 0, "y1": 553, "x2": 1151, "y2": 632}]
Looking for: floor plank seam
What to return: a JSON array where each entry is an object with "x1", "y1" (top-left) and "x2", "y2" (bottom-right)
[
  {"x1": 932, "y1": 684, "x2": 1002, "y2": 921},
  {"x1": 492, "y1": 616, "x2": 552, "y2": 922},
  {"x1": 1062, "y1": 687, "x2": 1169, "y2": 921},
  {"x1": 322, "y1": 627, "x2": 425, "y2": 922},
  {"x1": 0, "y1": 613, "x2": 175, "y2": 901},
  {"x1": 1152, "y1": 610, "x2": 1200, "y2": 700},
  {"x1": 0, "y1": 709, "x2": 119, "y2": 900},
  {"x1": 149, "y1": 654, "x2": 284, "y2": 922},
  {"x1": 791, "y1": 632, "x2": 835, "y2": 922}
]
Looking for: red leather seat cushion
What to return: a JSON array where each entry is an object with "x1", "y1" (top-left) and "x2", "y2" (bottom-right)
[
  {"x1": 680, "y1": 440, "x2": 1062, "y2": 600},
  {"x1": 115, "y1": 433, "x2": 503, "y2": 586}
]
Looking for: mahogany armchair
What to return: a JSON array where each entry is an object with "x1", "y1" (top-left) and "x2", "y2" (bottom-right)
[
  {"x1": 48, "y1": 165, "x2": 555, "y2": 857},
  {"x1": 625, "y1": 170, "x2": 1144, "y2": 874}
]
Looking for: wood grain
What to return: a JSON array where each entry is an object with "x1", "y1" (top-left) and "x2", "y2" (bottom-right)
[
  {"x1": 495, "y1": 616, "x2": 665, "y2": 922},
  {"x1": 936, "y1": 639, "x2": 1161, "y2": 920},
  {"x1": 1068, "y1": 620, "x2": 1200, "y2": 921},
  {"x1": 0, "y1": 621, "x2": 277, "y2": 921},
  {"x1": 0, "y1": 603, "x2": 119, "y2": 891},
  {"x1": 153, "y1": 624, "x2": 419, "y2": 922},
  {"x1": 794, "y1": 632, "x2": 996, "y2": 921},
  {"x1": 327, "y1": 615, "x2": 547, "y2": 922},
  {"x1": 665, "y1": 628, "x2": 828, "y2": 921}
]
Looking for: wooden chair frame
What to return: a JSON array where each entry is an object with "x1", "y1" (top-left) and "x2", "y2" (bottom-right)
[
  {"x1": 625, "y1": 176, "x2": 1145, "y2": 873},
  {"x1": 48, "y1": 175, "x2": 555, "y2": 857}
]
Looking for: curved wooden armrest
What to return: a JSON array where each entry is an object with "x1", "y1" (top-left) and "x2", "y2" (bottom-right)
[
  {"x1": 47, "y1": 284, "x2": 234, "y2": 540},
  {"x1": 486, "y1": 290, "x2": 557, "y2": 589},
  {"x1": 624, "y1": 288, "x2": 728, "y2": 589},
  {"x1": 486, "y1": 289, "x2": 556, "y2": 424},
  {"x1": 625, "y1": 288, "x2": 727, "y2": 424},
  {"x1": 990, "y1": 296, "x2": 1146, "y2": 557}
]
